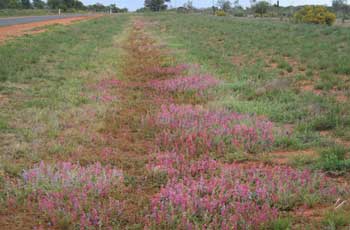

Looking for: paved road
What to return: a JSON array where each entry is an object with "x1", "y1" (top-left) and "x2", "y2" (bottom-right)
[{"x1": 0, "y1": 14, "x2": 88, "y2": 27}]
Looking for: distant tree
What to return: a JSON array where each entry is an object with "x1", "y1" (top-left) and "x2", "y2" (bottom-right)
[
  {"x1": 144, "y1": 0, "x2": 170, "y2": 11},
  {"x1": 0, "y1": 0, "x2": 6, "y2": 9},
  {"x1": 47, "y1": 0, "x2": 61, "y2": 9},
  {"x1": 87, "y1": 3, "x2": 107, "y2": 11},
  {"x1": 217, "y1": 0, "x2": 231, "y2": 12},
  {"x1": 120, "y1": 8, "x2": 128, "y2": 12},
  {"x1": 232, "y1": 0, "x2": 245, "y2": 16},
  {"x1": 33, "y1": 0, "x2": 45, "y2": 9},
  {"x1": 233, "y1": 0, "x2": 240, "y2": 8},
  {"x1": 63, "y1": 0, "x2": 74, "y2": 9},
  {"x1": 8, "y1": 0, "x2": 22, "y2": 8},
  {"x1": 273, "y1": 0, "x2": 280, "y2": 7},
  {"x1": 183, "y1": 0, "x2": 194, "y2": 10},
  {"x1": 333, "y1": 0, "x2": 349, "y2": 22},
  {"x1": 250, "y1": 0, "x2": 256, "y2": 7},
  {"x1": 46, "y1": 0, "x2": 86, "y2": 10},
  {"x1": 333, "y1": 0, "x2": 348, "y2": 9},
  {"x1": 136, "y1": 7, "x2": 149, "y2": 12},
  {"x1": 0, "y1": 0, "x2": 23, "y2": 9},
  {"x1": 74, "y1": 0, "x2": 85, "y2": 10},
  {"x1": 0, "y1": 0, "x2": 7, "y2": 9},
  {"x1": 253, "y1": 1, "x2": 269, "y2": 16},
  {"x1": 109, "y1": 4, "x2": 128, "y2": 13},
  {"x1": 21, "y1": 0, "x2": 31, "y2": 8}
]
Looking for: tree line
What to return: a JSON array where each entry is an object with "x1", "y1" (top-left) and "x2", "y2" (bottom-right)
[
  {"x1": 0, "y1": 0, "x2": 128, "y2": 12},
  {"x1": 140, "y1": 0, "x2": 350, "y2": 21}
]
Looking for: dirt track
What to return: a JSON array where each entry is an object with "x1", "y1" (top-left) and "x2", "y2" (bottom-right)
[{"x1": 0, "y1": 15, "x2": 102, "y2": 43}]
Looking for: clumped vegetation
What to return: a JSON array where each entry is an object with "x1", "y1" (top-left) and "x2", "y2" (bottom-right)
[
  {"x1": 148, "y1": 165, "x2": 336, "y2": 229},
  {"x1": 294, "y1": 6, "x2": 337, "y2": 25},
  {"x1": 14, "y1": 162, "x2": 124, "y2": 229},
  {"x1": 216, "y1": 9, "x2": 226, "y2": 16},
  {"x1": 317, "y1": 145, "x2": 350, "y2": 173},
  {"x1": 253, "y1": 1, "x2": 270, "y2": 17},
  {"x1": 151, "y1": 104, "x2": 275, "y2": 155}
]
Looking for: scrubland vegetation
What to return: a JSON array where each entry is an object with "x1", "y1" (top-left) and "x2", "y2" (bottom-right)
[{"x1": 0, "y1": 5, "x2": 350, "y2": 230}]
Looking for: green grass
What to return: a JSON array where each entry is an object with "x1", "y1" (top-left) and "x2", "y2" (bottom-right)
[
  {"x1": 322, "y1": 208, "x2": 350, "y2": 229},
  {"x1": 147, "y1": 13, "x2": 350, "y2": 151},
  {"x1": 0, "y1": 15, "x2": 129, "y2": 173},
  {"x1": 316, "y1": 145, "x2": 350, "y2": 173}
]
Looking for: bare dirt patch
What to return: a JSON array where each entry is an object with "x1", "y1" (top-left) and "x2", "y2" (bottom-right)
[
  {"x1": 0, "y1": 15, "x2": 101, "y2": 43},
  {"x1": 295, "y1": 205, "x2": 330, "y2": 222},
  {"x1": 331, "y1": 89, "x2": 349, "y2": 103},
  {"x1": 320, "y1": 131, "x2": 350, "y2": 148},
  {"x1": 269, "y1": 149, "x2": 318, "y2": 165},
  {"x1": 231, "y1": 55, "x2": 245, "y2": 67},
  {"x1": 0, "y1": 94, "x2": 9, "y2": 105},
  {"x1": 297, "y1": 80, "x2": 323, "y2": 95}
]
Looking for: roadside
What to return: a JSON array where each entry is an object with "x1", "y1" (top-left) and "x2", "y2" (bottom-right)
[
  {"x1": 0, "y1": 14, "x2": 102, "y2": 43},
  {"x1": 0, "y1": 14, "x2": 96, "y2": 26},
  {"x1": 0, "y1": 9, "x2": 57, "y2": 18}
]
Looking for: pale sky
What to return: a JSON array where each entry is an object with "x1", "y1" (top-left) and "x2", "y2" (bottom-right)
[{"x1": 82, "y1": 0, "x2": 332, "y2": 11}]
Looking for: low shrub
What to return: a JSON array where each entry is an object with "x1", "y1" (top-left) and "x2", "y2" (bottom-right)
[
  {"x1": 0, "y1": 117, "x2": 8, "y2": 131},
  {"x1": 311, "y1": 111, "x2": 340, "y2": 131},
  {"x1": 11, "y1": 162, "x2": 125, "y2": 229},
  {"x1": 322, "y1": 208, "x2": 350, "y2": 229},
  {"x1": 216, "y1": 10, "x2": 226, "y2": 16},
  {"x1": 147, "y1": 164, "x2": 337, "y2": 229},
  {"x1": 151, "y1": 104, "x2": 276, "y2": 155},
  {"x1": 317, "y1": 145, "x2": 350, "y2": 173},
  {"x1": 233, "y1": 10, "x2": 245, "y2": 17},
  {"x1": 294, "y1": 6, "x2": 336, "y2": 26},
  {"x1": 148, "y1": 152, "x2": 219, "y2": 179}
]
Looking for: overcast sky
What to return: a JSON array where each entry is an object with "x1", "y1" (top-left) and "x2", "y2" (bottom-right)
[{"x1": 82, "y1": 0, "x2": 332, "y2": 11}]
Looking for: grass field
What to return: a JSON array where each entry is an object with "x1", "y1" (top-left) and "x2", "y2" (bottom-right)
[{"x1": 0, "y1": 13, "x2": 349, "y2": 229}]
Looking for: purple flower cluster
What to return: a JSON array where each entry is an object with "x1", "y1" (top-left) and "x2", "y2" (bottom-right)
[
  {"x1": 22, "y1": 162, "x2": 124, "y2": 229},
  {"x1": 148, "y1": 152, "x2": 219, "y2": 179},
  {"x1": 146, "y1": 102, "x2": 338, "y2": 228},
  {"x1": 153, "y1": 104, "x2": 275, "y2": 154},
  {"x1": 147, "y1": 163, "x2": 335, "y2": 229},
  {"x1": 149, "y1": 74, "x2": 220, "y2": 92}
]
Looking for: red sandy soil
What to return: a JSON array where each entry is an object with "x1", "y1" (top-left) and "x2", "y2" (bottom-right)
[{"x1": 0, "y1": 15, "x2": 102, "y2": 43}]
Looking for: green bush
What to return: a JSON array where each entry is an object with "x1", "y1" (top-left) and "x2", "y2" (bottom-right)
[
  {"x1": 322, "y1": 209, "x2": 350, "y2": 229},
  {"x1": 253, "y1": 1, "x2": 270, "y2": 17},
  {"x1": 233, "y1": 10, "x2": 245, "y2": 17},
  {"x1": 311, "y1": 114, "x2": 338, "y2": 131},
  {"x1": 216, "y1": 10, "x2": 226, "y2": 16},
  {"x1": 317, "y1": 145, "x2": 350, "y2": 173},
  {"x1": 294, "y1": 6, "x2": 336, "y2": 26}
]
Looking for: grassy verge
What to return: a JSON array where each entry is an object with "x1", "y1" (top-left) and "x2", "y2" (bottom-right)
[
  {"x1": 147, "y1": 13, "x2": 350, "y2": 151},
  {"x1": 0, "y1": 14, "x2": 129, "y2": 227},
  {"x1": 142, "y1": 14, "x2": 349, "y2": 229}
]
